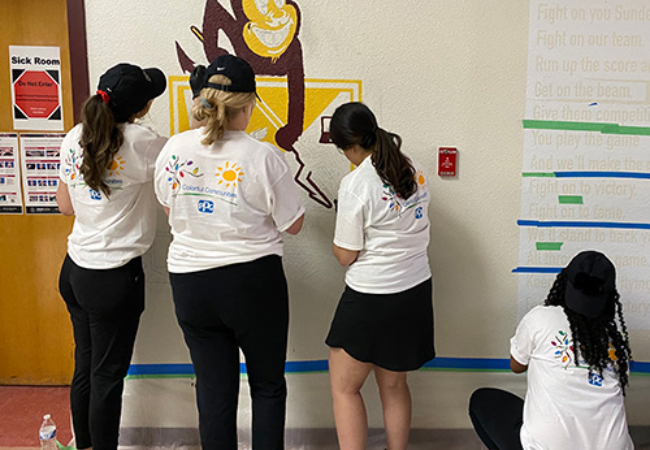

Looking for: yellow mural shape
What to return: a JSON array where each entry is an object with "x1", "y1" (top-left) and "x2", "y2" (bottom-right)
[
  {"x1": 169, "y1": 76, "x2": 362, "y2": 149},
  {"x1": 242, "y1": 0, "x2": 298, "y2": 60}
]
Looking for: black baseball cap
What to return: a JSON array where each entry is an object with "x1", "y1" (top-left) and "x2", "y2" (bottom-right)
[
  {"x1": 203, "y1": 54, "x2": 256, "y2": 94},
  {"x1": 97, "y1": 63, "x2": 166, "y2": 122},
  {"x1": 564, "y1": 251, "x2": 616, "y2": 318}
]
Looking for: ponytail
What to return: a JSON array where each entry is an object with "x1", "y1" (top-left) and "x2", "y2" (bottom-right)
[
  {"x1": 371, "y1": 128, "x2": 416, "y2": 200},
  {"x1": 191, "y1": 74, "x2": 257, "y2": 146},
  {"x1": 330, "y1": 102, "x2": 417, "y2": 200},
  {"x1": 79, "y1": 94, "x2": 124, "y2": 196}
]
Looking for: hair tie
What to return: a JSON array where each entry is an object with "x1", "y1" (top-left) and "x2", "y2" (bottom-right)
[
  {"x1": 199, "y1": 97, "x2": 214, "y2": 109},
  {"x1": 96, "y1": 90, "x2": 110, "y2": 104}
]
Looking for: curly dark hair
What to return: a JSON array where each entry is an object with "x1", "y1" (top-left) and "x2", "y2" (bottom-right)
[{"x1": 544, "y1": 271, "x2": 632, "y2": 394}]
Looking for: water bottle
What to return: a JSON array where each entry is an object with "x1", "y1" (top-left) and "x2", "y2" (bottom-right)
[{"x1": 39, "y1": 414, "x2": 57, "y2": 450}]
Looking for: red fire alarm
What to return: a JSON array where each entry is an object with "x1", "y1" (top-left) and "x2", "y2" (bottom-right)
[{"x1": 438, "y1": 147, "x2": 457, "y2": 177}]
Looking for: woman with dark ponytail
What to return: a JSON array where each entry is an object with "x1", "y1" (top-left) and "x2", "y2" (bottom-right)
[
  {"x1": 469, "y1": 251, "x2": 634, "y2": 450},
  {"x1": 56, "y1": 63, "x2": 167, "y2": 450},
  {"x1": 325, "y1": 102, "x2": 434, "y2": 450}
]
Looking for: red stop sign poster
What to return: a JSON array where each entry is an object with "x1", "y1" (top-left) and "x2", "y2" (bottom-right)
[
  {"x1": 9, "y1": 45, "x2": 64, "y2": 131},
  {"x1": 14, "y1": 71, "x2": 60, "y2": 119}
]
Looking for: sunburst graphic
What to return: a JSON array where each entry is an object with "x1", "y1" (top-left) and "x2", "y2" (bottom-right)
[
  {"x1": 215, "y1": 162, "x2": 244, "y2": 188},
  {"x1": 414, "y1": 169, "x2": 426, "y2": 187},
  {"x1": 108, "y1": 156, "x2": 125, "y2": 176}
]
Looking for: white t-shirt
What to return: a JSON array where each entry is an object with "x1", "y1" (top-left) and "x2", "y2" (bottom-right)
[
  {"x1": 334, "y1": 156, "x2": 431, "y2": 294},
  {"x1": 511, "y1": 305, "x2": 634, "y2": 450},
  {"x1": 154, "y1": 129, "x2": 304, "y2": 273},
  {"x1": 59, "y1": 123, "x2": 167, "y2": 269}
]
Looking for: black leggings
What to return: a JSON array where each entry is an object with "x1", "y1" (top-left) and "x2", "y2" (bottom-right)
[
  {"x1": 59, "y1": 255, "x2": 145, "y2": 450},
  {"x1": 169, "y1": 255, "x2": 289, "y2": 450},
  {"x1": 469, "y1": 388, "x2": 524, "y2": 450}
]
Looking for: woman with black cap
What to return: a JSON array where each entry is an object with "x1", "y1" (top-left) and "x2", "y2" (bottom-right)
[
  {"x1": 56, "y1": 63, "x2": 167, "y2": 450},
  {"x1": 154, "y1": 54, "x2": 304, "y2": 450},
  {"x1": 469, "y1": 250, "x2": 634, "y2": 450},
  {"x1": 325, "y1": 102, "x2": 434, "y2": 450}
]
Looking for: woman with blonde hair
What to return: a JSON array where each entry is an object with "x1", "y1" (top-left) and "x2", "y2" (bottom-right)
[
  {"x1": 154, "y1": 54, "x2": 304, "y2": 450},
  {"x1": 57, "y1": 63, "x2": 167, "y2": 450}
]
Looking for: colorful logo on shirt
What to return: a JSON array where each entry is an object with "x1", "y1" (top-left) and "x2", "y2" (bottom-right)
[
  {"x1": 63, "y1": 147, "x2": 82, "y2": 184},
  {"x1": 381, "y1": 184, "x2": 402, "y2": 213},
  {"x1": 215, "y1": 162, "x2": 244, "y2": 188},
  {"x1": 415, "y1": 206, "x2": 424, "y2": 219},
  {"x1": 165, "y1": 155, "x2": 204, "y2": 195},
  {"x1": 588, "y1": 372, "x2": 604, "y2": 387},
  {"x1": 551, "y1": 330, "x2": 574, "y2": 369},
  {"x1": 198, "y1": 199, "x2": 214, "y2": 214},
  {"x1": 107, "y1": 156, "x2": 125, "y2": 177},
  {"x1": 89, "y1": 189, "x2": 102, "y2": 200}
]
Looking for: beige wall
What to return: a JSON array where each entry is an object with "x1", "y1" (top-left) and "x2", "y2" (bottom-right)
[{"x1": 82, "y1": 0, "x2": 650, "y2": 429}]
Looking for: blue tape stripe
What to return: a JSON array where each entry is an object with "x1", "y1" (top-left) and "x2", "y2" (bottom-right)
[
  {"x1": 512, "y1": 267, "x2": 563, "y2": 274},
  {"x1": 126, "y1": 358, "x2": 650, "y2": 375},
  {"x1": 554, "y1": 171, "x2": 650, "y2": 179},
  {"x1": 518, "y1": 220, "x2": 650, "y2": 230}
]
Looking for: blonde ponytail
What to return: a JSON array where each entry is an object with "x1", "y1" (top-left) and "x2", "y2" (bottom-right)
[{"x1": 191, "y1": 75, "x2": 256, "y2": 146}]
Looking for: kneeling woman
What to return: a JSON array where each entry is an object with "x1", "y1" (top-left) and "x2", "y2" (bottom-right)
[
  {"x1": 470, "y1": 250, "x2": 634, "y2": 450},
  {"x1": 154, "y1": 55, "x2": 304, "y2": 450},
  {"x1": 326, "y1": 102, "x2": 435, "y2": 450}
]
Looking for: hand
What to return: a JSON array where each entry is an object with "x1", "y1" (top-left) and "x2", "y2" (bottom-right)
[{"x1": 190, "y1": 65, "x2": 207, "y2": 99}]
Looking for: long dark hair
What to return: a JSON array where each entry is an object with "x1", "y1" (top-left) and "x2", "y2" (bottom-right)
[
  {"x1": 79, "y1": 94, "x2": 124, "y2": 196},
  {"x1": 544, "y1": 271, "x2": 632, "y2": 394},
  {"x1": 330, "y1": 102, "x2": 416, "y2": 200}
]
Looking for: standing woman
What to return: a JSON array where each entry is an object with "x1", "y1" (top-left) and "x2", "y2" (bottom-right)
[
  {"x1": 57, "y1": 63, "x2": 167, "y2": 450},
  {"x1": 326, "y1": 102, "x2": 435, "y2": 450},
  {"x1": 154, "y1": 54, "x2": 304, "y2": 450}
]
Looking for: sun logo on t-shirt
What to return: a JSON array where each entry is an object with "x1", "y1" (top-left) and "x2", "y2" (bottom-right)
[
  {"x1": 414, "y1": 169, "x2": 426, "y2": 188},
  {"x1": 108, "y1": 156, "x2": 125, "y2": 177},
  {"x1": 215, "y1": 162, "x2": 244, "y2": 188}
]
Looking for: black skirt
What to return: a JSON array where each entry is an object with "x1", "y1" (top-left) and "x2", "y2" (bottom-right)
[{"x1": 325, "y1": 278, "x2": 435, "y2": 371}]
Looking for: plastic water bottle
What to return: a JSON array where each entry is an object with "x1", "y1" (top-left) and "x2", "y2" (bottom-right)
[{"x1": 39, "y1": 414, "x2": 57, "y2": 450}]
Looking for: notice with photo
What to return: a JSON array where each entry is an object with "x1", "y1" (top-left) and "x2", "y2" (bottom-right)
[
  {"x1": 20, "y1": 133, "x2": 64, "y2": 214},
  {"x1": 517, "y1": 0, "x2": 650, "y2": 330},
  {"x1": 0, "y1": 133, "x2": 24, "y2": 214}
]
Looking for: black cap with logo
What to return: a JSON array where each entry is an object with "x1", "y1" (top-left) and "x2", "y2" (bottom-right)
[
  {"x1": 203, "y1": 54, "x2": 257, "y2": 94},
  {"x1": 97, "y1": 63, "x2": 166, "y2": 122},
  {"x1": 564, "y1": 251, "x2": 616, "y2": 318}
]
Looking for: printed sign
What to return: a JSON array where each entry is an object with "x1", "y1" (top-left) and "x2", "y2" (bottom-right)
[
  {"x1": 10, "y1": 46, "x2": 64, "y2": 131},
  {"x1": 20, "y1": 133, "x2": 65, "y2": 214},
  {"x1": 0, "y1": 133, "x2": 24, "y2": 214}
]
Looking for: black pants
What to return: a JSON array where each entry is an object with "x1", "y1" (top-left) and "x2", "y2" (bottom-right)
[
  {"x1": 170, "y1": 255, "x2": 289, "y2": 450},
  {"x1": 59, "y1": 255, "x2": 145, "y2": 450},
  {"x1": 469, "y1": 388, "x2": 524, "y2": 450}
]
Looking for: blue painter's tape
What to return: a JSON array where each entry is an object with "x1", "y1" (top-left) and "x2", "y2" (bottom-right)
[
  {"x1": 126, "y1": 358, "x2": 650, "y2": 376},
  {"x1": 512, "y1": 267, "x2": 563, "y2": 274},
  {"x1": 421, "y1": 357, "x2": 510, "y2": 371},
  {"x1": 554, "y1": 171, "x2": 650, "y2": 179},
  {"x1": 518, "y1": 220, "x2": 650, "y2": 230}
]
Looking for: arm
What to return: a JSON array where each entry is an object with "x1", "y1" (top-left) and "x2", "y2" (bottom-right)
[
  {"x1": 510, "y1": 356, "x2": 528, "y2": 374},
  {"x1": 332, "y1": 243, "x2": 359, "y2": 267},
  {"x1": 284, "y1": 213, "x2": 304, "y2": 235},
  {"x1": 56, "y1": 182, "x2": 74, "y2": 216}
]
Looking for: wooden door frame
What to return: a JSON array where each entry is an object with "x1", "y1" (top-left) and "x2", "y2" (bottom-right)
[{"x1": 66, "y1": 0, "x2": 89, "y2": 124}]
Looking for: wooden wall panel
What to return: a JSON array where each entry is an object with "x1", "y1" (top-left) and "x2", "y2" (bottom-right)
[{"x1": 0, "y1": 0, "x2": 76, "y2": 385}]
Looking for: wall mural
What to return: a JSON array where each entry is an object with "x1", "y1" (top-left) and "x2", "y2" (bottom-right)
[{"x1": 173, "y1": 0, "x2": 362, "y2": 208}]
